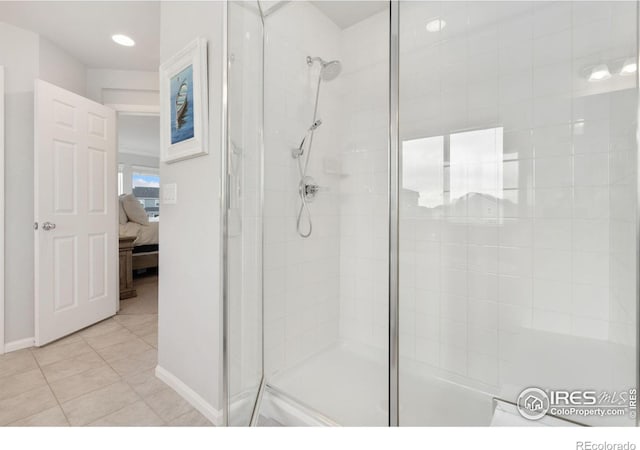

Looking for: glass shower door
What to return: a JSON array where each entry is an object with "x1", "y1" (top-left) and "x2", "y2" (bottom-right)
[
  {"x1": 398, "y1": 1, "x2": 638, "y2": 426},
  {"x1": 260, "y1": 0, "x2": 390, "y2": 426},
  {"x1": 225, "y1": 0, "x2": 264, "y2": 426}
]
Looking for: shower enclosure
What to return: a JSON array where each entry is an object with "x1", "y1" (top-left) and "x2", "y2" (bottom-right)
[{"x1": 224, "y1": 1, "x2": 639, "y2": 426}]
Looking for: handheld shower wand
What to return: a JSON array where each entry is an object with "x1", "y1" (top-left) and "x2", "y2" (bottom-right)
[
  {"x1": 293, "y1": 120, "x2": 323, "y2": 158},
  {"x1": 292, "y1": 56, "x2": 341, "y2": 238}
]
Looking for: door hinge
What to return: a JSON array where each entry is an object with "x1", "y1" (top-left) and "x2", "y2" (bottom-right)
[{"x1": 34, "y1": 222, "x2": 38, "y2": 230}]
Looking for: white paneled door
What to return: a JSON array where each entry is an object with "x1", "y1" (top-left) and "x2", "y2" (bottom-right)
[{"x1": 34, "y1": 80, "x2": 117, "y2": 346}]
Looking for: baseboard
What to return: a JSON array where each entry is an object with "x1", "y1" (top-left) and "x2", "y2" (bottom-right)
[
  {"x1": 155, "y1": 365, "x2": 223, "y2": 426},
  {"x1": 4, "y1": 337, "x2": 35, "y2": 353}
]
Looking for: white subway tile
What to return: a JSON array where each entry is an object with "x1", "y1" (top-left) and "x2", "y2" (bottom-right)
[
  {"x1": 533, "y1": 248, "x2": 572, "y2": 281},
  {"x1": 534, "y1": 156, "x2": 573, "y2": 188},
  {"x1": 498, "y1": 247, "x2": 532, "y2": 277},
  {"x1": 533, "y1": 218, "x2": 572, "y2": 250},
  {"x1": 498, "y1": 275, "x2": 533, "y2": 306},
  {"x1": 533, "y1": 279, "x2": 572, "y2": 313}
]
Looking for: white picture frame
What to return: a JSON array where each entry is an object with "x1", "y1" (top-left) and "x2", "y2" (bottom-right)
[{"x1": 160, "y1": 38, "x2": 208, "y2": 163}]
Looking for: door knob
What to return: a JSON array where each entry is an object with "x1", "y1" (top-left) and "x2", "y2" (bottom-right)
[{"x1": 42, "y1": 222, "x2": 56, "y2": 231}]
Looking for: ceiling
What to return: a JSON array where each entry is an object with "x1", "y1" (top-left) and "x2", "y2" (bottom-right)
[
  {"x1": 118, "y1": 115, "x2": 160, "y2": 158},
  {"x1": 0, "y1": 1, "x2": 160, "y2": 71},
  {"x1": 310, "y1": 1, "x2": 387, "y2": 29}
]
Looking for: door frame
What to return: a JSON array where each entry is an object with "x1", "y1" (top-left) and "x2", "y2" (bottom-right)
[
  {"x1": 106, "y1": 104, "x2": 160, "y2": 116},
  {"x1": 113, "y1": 105, "x2": 160, "y2": 314},
  {"x1": 0, "y1": 66, "x2": 5, "y2": 354},
  {"x1": 111, "y1": 105, "x2": 161, "y2": 198}
]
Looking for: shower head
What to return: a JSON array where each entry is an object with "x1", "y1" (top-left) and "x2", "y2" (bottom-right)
[
  {"x1": 320, "y1": 60, "x2": 341, "y2": 81},
  {"x1": 307, "y1": 56, "x2": 342, "y2": 81}
]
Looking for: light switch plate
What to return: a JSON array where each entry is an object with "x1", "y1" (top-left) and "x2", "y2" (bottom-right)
[{"x1": 162, "y1": 183, "x2": 177, "y2": 204}]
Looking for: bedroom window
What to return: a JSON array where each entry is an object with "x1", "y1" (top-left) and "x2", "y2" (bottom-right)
[{"x1": 132, "y1": 169, "x2": 160, "y2": 219}]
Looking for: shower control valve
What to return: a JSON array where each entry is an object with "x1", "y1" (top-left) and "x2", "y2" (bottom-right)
[
  {"x1": 306, "y1": 184, "x2": 320, "y2": 196},
  {"x1": 299, "y1": 176, "x2": 325, "y2": 202}
]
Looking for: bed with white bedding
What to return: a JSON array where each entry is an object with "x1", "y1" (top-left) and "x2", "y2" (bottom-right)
[
  {"x1": 119, "y1": 220, "x2": 159, "y2": 247},
  {"x1": 119, "y1": 221, "x2": 159, "y2": 272},
  {"x1": 119, "y1": 194, "x2": 159, "y2": 272}
]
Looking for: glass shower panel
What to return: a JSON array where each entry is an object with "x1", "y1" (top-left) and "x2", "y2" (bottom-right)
[
  {"x1": 261, "y1": 1, "x2": 390, "y2": 426},
  {"x1": 398, "y1": 1, "x2": 638, "y2": 426},
  {"x1": 226, "y1": 0, "x2": 264, "y2": 426}
]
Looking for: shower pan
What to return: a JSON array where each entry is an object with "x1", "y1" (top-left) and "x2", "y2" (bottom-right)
[{"x1": 224, "y1": 0, "x2": 640, "y2": 427}]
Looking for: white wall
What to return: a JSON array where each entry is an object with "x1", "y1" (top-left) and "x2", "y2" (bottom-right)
[
  {"x1": 158, "y1": 0, "x2": 224, "y2": 416},
  {"x1": 0, "y1": 22, "x2": 87, "y2": 343},
  {"x1": 38, "y1": 36, "x2": 86, "y2": 96},
  {"x1": 86, "y1": 68, "x2": 159, "y2": 106},
  {"x1": 0, "y1": 22, "x2": 39, "y2": 343}
]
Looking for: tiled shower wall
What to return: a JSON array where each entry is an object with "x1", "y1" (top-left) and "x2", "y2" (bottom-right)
[
  {"x1": 397, "y1": 1, "x2": 637, "y2": 425},
  {"x1": 262, "y1": 1, "x2": 637, "y2": 426},
  {"x1": 263, "y1": 2, "x2": 343, "y2": 375},
  {"x1": 338, "y1": 10, "x2": 390, "y2": 353},
  {"x1": 263, "y1": 3, "x2": 391, "y2": 377}
]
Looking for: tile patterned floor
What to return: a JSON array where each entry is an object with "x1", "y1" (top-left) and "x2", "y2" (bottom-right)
[{"x1": 0, "y1": 275, "x2": 213, "y2": 427}]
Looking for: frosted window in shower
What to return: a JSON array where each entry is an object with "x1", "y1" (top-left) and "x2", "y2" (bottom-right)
[
  {"x1": 450, "y1": 127, "x2": 503, "y2": 202},
  {"x1": 402, "y1": 136, "x2": 444, "y2": 208}
]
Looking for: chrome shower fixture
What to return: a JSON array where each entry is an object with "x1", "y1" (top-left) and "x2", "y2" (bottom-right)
[
  {"x1": 292, "y1": 119, "x2": 324, "y2": 159},
  {"x1": 309, "y1": 119, "x2": 323, "y2": 131},
  {"x1": 291, "y1": 55, "x2": 341, "y2": 238},
  {"x1": 306, "y1": 56, "x2": 342, "y2": 81}
]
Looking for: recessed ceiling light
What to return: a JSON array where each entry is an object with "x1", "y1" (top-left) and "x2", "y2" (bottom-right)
[
  {"x1": 112, "y1": 34, "x2": 135, "y2": 47},
  {"x1": 588, "y1": 64, "x2": 611, "y2": 82},
  {"x1": 426, "y1": 18, "x2": 446, "y2": 33},
  {"x1": 620, "y1": 58, "x2": 637, "y2": 76}
]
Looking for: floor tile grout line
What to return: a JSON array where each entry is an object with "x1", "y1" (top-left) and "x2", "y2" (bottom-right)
[
  {"x1": 82, "y1": 391, "x2": 153, "y2": 427},
  {"x1": 138, "y1": 386, "x2": 182, "y2": 427},
  {"x1": 25, "y1": 348, "x2": 72, "y2": 426},
  {"x1": 81, "y1": 322, "x2": 156, "y2": 366},
  {"x1": 139, "y1": 396, "x2": 169, "y2": 427},
  {"x1": 56, "y1": 378, "x2": 149, "y2": 426},
  {"x1": 43, "y1": 333, "x2": 135, "y2": 417},
  {"x1": 2, "y1": 277, "x2": 158, "y2": 427},
  {"x1": 58, "y1": 336, "x2": 153, "y2": 405},
  {"x1": 121, "y1": 370, "x2": 171, "y2": 426},
  {"x1": 71, "y1": 299, "x2": 159, "y2": 426},
  {"x1": 30, "y1": 333, "x2": 102, "y2": 369},
  {"x1": 168, "y1": 408, "x2": 214, "y2": 427},
  {"x1": 96, "y1": 345, "x2": 156, "y2": 368},
  {"x1": 68, "y1": 359, "x2": 167, "y2": 426},
  {"x1": 0, "y1": 344, "x2": 78, "y2": 425},
  {"x1": 38, "y1": 351, "x2": 109, "y2": 385}
]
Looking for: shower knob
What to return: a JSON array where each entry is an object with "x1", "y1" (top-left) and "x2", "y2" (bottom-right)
[{"x1": 299, "y1": 176, "x2": 326, "y2": 202}]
